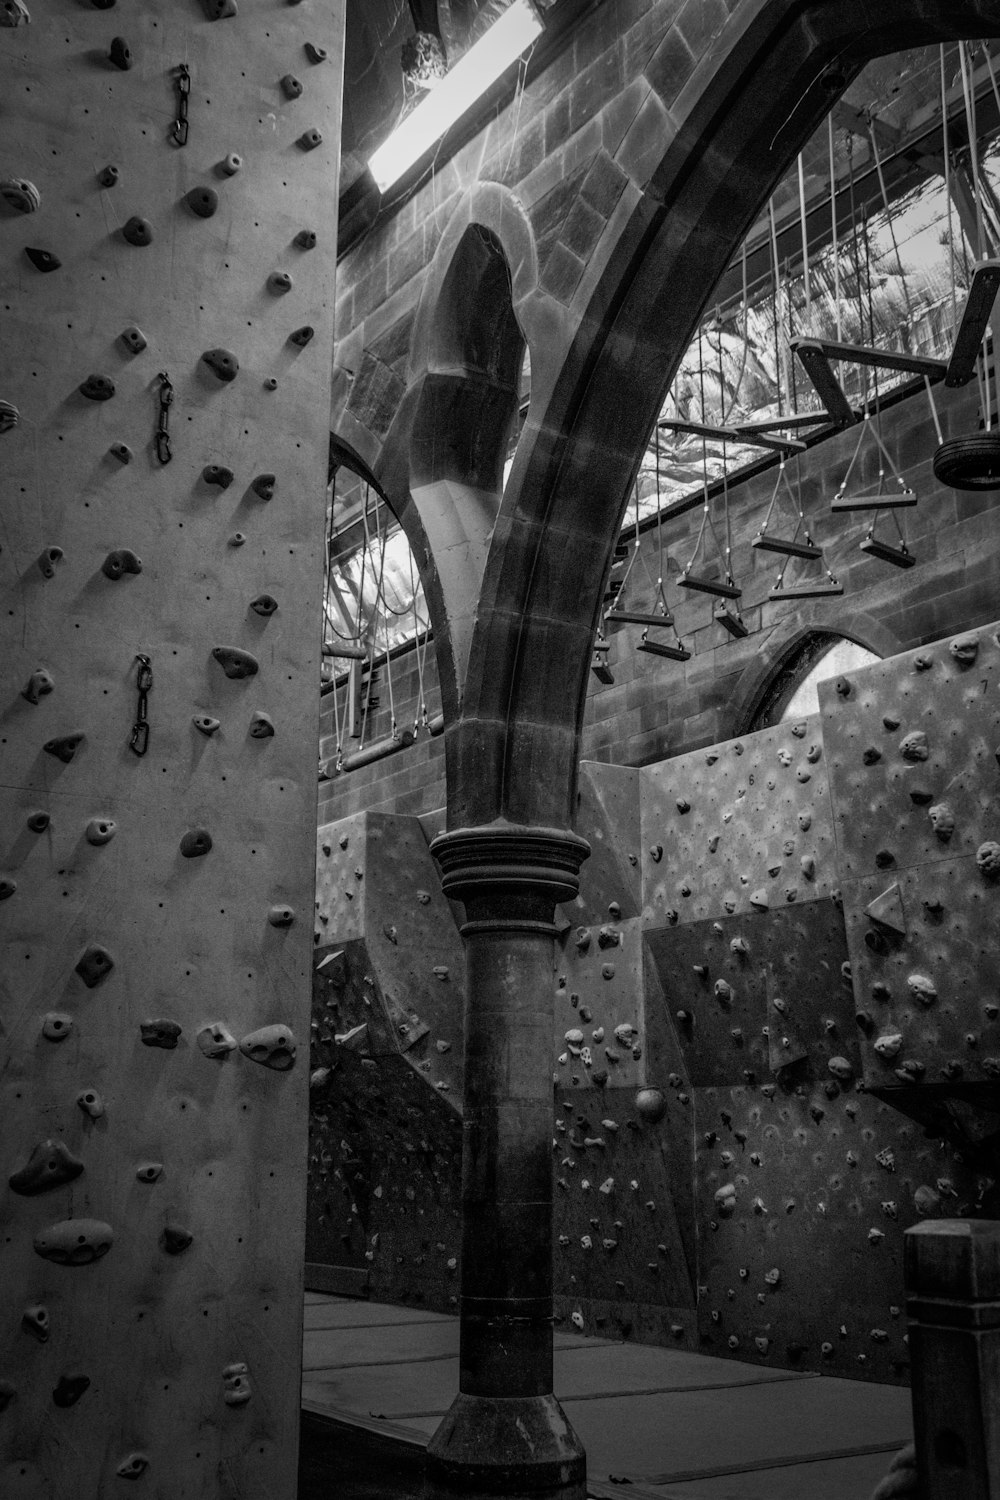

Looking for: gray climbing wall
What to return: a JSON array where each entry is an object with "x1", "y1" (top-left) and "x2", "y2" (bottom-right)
[{"x1": 0, "y1": 4, "x2": 343, "y2": 1494}]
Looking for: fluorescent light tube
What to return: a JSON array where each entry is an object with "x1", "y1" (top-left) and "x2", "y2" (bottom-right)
[{"x1": 368, "y1": 0, "x2": 543, "y2": 193}]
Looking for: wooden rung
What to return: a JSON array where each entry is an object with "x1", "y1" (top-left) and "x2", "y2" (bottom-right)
[
  {"x1": 605, "y1": 609, "x2": 674, "y2": 627},
  {"x1": 660, "y1": 418, "x2": 805, "y2": 454},
  {"x1": 946, "y1": 259, "x2": 1000, "y2": 387},
  {"x1": 678, "y1": 572, "x2": 742, "y2": 599},
  {"x1": 714, "y1": 606, "x2": 749, "y2": 638},
  {"x1": 767, "y1": 582, "x2": 845, "y2": 600},
  {"x1": 731, "y1": 428, "x2": 807, "y2": 454},
  {"x1": 323, "y1": 641, "x2": 368, "y2": 659},
  {"x1": 734, "y1": 412, "x2": 831, "y2": 433},
  {"x1": 591, "y1": 660, "x2": 615, "y2": 684},
  {"x1": 830, "y1": 489, "x2": 917, "y2": 511},
  {"x1": 793, "y1": 334, "x2": 947, "y2": 380},
  {"x1": 637, "y1": 640, "x2": 691, "y2": 661},
  {"x1": 792, "y1": 341, "x2": 857, "y2": 428},
  {"x1": 752, "y1": 535, "x2": 823, "y2": 560},
  {"x1": 860, "y1": 536, "x2": 916, "y2": 568}
]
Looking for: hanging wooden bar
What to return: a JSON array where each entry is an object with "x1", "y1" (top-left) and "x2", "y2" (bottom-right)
[
  {"x1": 660, "y1": 418, "x2": 806, "y2": 455},
  {"x1": 791, "y1": 340, "x2": 858, "y2": 427},
  {"x1": 830, "y1": 489, "x2": 917, "y2": 512},
  {"x1": 322, "y1": 641, "x2": 369, "y2": 659},
  {"x1": 637, "y1": 639, "x2": 691, "y2": 661},
  {"x1": 733, "y1": 413, "x2": 830, "y2": 433},
  {"x1": 714, "y1": 605, "x2": 749, "y2": 637},
  {"x1": 605, "y1": 609, "x2": 675, "y2": 628},
  {"x1": 340, "y1": 727, "x2": 416, "y2": 772},
  {"x1": 678, "y1": 572, "x2": 742, "y2": 599},
  {"x1": 944, "y1": 258, "x2": 1000, "y2": 387},
  {"x1": 860, "y1": 536, "x2": 916, "y2": 568},
  {"x1": 752, "y1": 535, "x2": 823, "y2": 559},
  {"x1": 767, "y1": 581, "x2": 845, "y2": 600},
  {"x1": 793, "y1": 335, "x2": 947, "y2": 379}
]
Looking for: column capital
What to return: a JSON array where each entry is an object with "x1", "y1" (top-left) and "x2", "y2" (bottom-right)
[{"x1": 430, "y1": 823, "x2": 590, "y2": 934}]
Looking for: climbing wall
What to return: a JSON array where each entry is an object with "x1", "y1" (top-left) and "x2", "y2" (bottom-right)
[
  {"x1": 308, "y1": 812, "x2": 465, "y2": 1306},
  {"x1": 0, "y1": 5, "x2": 343, "y2": 1495}
]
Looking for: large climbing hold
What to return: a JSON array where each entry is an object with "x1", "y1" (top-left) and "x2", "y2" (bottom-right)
[
  {"x1": 9, "y1": 1141, "x2": 85, "y2": 1195},
  {"x1": 212, "y1": 645, "x2": 258, "y2": 678},
  {"x1": 75, "y1": 944, "x2": 114, "y2": 987},
  {"x1": 239, "y1": 1024, "x2": 296, "y2": 1070},
  {"x1": 34, "y1": 1219, "x2": 113, "y2": 1266},
  {"x1": 0, "y1": 177, "x2": 40, "y2": 213}
]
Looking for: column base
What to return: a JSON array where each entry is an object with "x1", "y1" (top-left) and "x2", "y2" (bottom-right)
[{"x1": 424, "y1": 1393, "x2": 587, "y2": 1500}]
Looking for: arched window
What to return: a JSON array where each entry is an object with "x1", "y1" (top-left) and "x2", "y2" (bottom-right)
[{"x1": 747, "y1": 632, "x2": 881, "y2": 731}]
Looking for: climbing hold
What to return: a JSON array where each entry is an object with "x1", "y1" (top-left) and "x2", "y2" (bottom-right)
[
  {"x1": 53, "y1": 1374, "x2": 90, "y2": 1407},
  {"x1": 161, "y1": 1224, "x2": 193, "y2": 1255},
  {"x1": 249, "y1": 710, "x2": 274, "y2": 739},
  {"x1": 239, "y1": 1023, "x2": 296, "y2": 1069},
  {"x1": 22, "y1": 668, "x2": 55, "y2": 704},
  {"x1": 714, "y1": 1183, "x2": 737, "y2": 1215},
  {"x1": 634, "y1": 1088, "x2": 666, "y2": 1122},
  {"x1": 223, "y1": 1362, "x2": 252, "y2": 1405},
  {"x1": 179, "y1": 828, "x2": 213, "y2": 860},
  {"x1": 25, "y1": 246, "x2": 61, "y2": 272},
  {"x1": 140, "y1": 1019, "x2": 182, "y2": 1049},
  {"x1": 202, "y1": 0, "x2": 237, "y2": 16},
  {"x1": 249, "y1": 593, "x2": 278, "y2": 617},
  {"x1": 201, "y1": 347, "x2": 239, "y2": 382},
  {"x1": 0, "y1": 177, "x2": 40, "y2": 213},
  {"x1": 9, "y1": 1140, "x2": 84, "y2": 1196},
  {"x1": 108, "y1": 36, "x2": 132, "y2": 69},
  {"x1": 827, "y1": 1056, "x2": 853, "y2": 1080},
  {"x1": 874, "y1": 849, "x2": 895, "y2": 869},
  {"x1": 42, "y1": 1012, "x2": 73, "y2": 1041},
  {"x1": 304, "y1": 41, "x2": 327, "y2": 62},
  {"x1": 34, "y1": 1219, "x2": 113, "y2": 1266},
  {"x1": 949, "y1": 634, "x2": 979, "y2": 665},
  {"x1": 85, "y1": 817, "x2": 117, "y2": 846},
  {"x1": 806, "y1": 745, "x2": 822, "y2": 763},
  {"x1": 863, "y1": 746, "x2": 882, "y2": 765},
  {"x1": 267, "y1": 904, "x2": 295, "y2": 927},
  {"x1": 749, "y1": 889, "x2": 769, "y2": 910},
  {"x1": 251, "y1": 472, "x2": 276, "y2": 499},
  {"x1": 27, "y1": 811, "x2": 50, "y2": 832},
  {"x1": 121, "y1": 216, "x2": 153, "y2": 247},
  {"x1": 98, "y1": 163, "x2": 120, "y2": 188},
  {"x1": 297, "y1": 127, "x2": 323, "y2": 150},
  {"x1": 865, "y1": 883, "x2": 906, "y2": 933},
  {"x1": 119, "y1": 325, "x2": 147, "y2": 355},
  {"x1": 0, "y1": 398, "x2": 19, "y2": 432},
  {"x1": 899, "y1": 730, "x2": 929, "y2": 762},
  {"x1": 192, "y1": 714, "x2": 220, "y2": 736},
  {"x1": 109, "y1": 442, "x2": 132, "y2": 463},
  {"x1": 101, "y1": 548, "x2": 142, "y2": 580},
  {"x1": 228, "y1": 531, "x2": 246, "y2": 547},
  {"x1": 730, "y1": 936, "x2": 749, "y2": 956},
  {"x1": 800, "y1": 854, "x2": 815, "y2": 879},
  {"x1": 907, "y1": 974, "x2": 937, "y2": 1006},
  {"x1": 74, "y1": 944, "x2": 114, "y2": 994},
  {"x1": 0, "y1": 0, "x2": 29, "y2": 24},
  {"x1": 77, "y1": 1089, "x2": 104, "y2": 1119},
  {"x1": 212, "y1": 645, "x2": 258, "y2": 679},
  {"x1": 977, "y1": 841, "x2": 1000, "y2": 878},
  {"x1": 835, "y1": 677, "x2": 851, "y2": 697},
  {"x1": 37, "y1": 545, "x2": 64, "y2": 578},
  {"x1": 874, "y1": 1033, "x2": 903, "y2": 1060},
  {"x1": 22, "y1": 1305, "x2": 50, "y2": 1342},
  {"x1": 197, "y1": 1022, "x2": 238, "y2": 1058},
  {"x1": 928, "y1": 803, "x2": 955, "y2": 841},
  {"x1": 185, "y1": 185, "x2": 219, "y2": 218},
  {"x1": 280, "y1": 73, "x2": 303, "y2": 99},
  {"x1": 116, "y1": 1454, "x2": 150, "y2": 1480},
  {"x1": 80, "y1": 374, "x2": 115, "y2": 401},
  {"x1": 135, "y1": 1162, "x2": 163, "y2": 1183},
  {"x1": 914, "y1": 1184, "x2": 940, "y2": 1215},
  {"x1": 289, "y1": 324, "x2": 314, "y2": 347},
  {"x1": 267, "y1": 270, "x2": 292, "y2": 294},
  {"x1": 294, "y1": 228, "x2": 317, "y2": 249},
  {"x1": 220, "y1": 151, "x2": 243, "y2": 175},
  {"x1": 203, "y1": 464, "x2": 234, "y2": 488},
  {"x1": 1, "y1": 880, "x2": 19, "y2": 901}
]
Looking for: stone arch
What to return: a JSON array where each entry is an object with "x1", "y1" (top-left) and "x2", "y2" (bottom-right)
[{"x1": 448, "y1": 0, "x2": 1000, "y2": 832}]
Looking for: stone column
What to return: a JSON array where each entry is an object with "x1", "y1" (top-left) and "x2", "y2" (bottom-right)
[
  {"x1": 424, "y1": 825, "x2": 590, "y2": 1500},
  {"x1": 906, "y1": 1219, "x2": 1000, "y2": 1499}
]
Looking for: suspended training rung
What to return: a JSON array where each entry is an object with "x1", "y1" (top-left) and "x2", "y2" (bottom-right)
[
  {"x1": 714, "y1": 606, "x2": 749, "y2": 638},
  {"x1": 791, "y1": 341, "x2": 857, "y2": 428},
  {"x1": 660, "y1": 418, "x2": 805, "y2": 454},
  {"x1": 678, "y1": 572, "x2": 742, "y2": 599},
  {"x1": 606, "y1": 609, "x2": 674, "y2": 627},
  {"x1": 945, "y1": 259, "x2": 1000, "y2": 388},
  {"x1": 592, "y1": 660, "x2": 615, "y2": 684},
  {"x1": 793, "y1": 335, "x2": 947, "y2": 380},
  {"x1": 752, "y1": 535, "x2": 823, "y2": 560},
  {"x1": 733, "y1": 412, "x2": 831, "y2": 433},
  {"x1": 860, "y1": 536, "x2": 916, "y2": 568},
  {"x1": 830, "y1": 489, "x2": 917, "y2": 512},
  {"x1": 767, "y1": 582, "x2": 845, "y2": 600},
  {"x1": 323, "y1": 641, "x2": 369, "y2": 660},
  {"x1": 732, "y1": 428, "x2": 807, "y2": 454},
  {"x1": 340, "y1": 727, "x2": 416, "y2": 772},
  {"x1": 636, "y1": 640, "x2": 691, "y2": 661}
]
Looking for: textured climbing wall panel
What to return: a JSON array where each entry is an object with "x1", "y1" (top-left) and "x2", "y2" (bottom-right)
[
  {"x1": 0, "y1": 6, "x2": 343, "y2": 1495},
  {"x1": 307, "y1": 1050, "x2": 462, "y2": 1310},
  {"x1": 640, "y1": 718, "x2": 836, "y2": 925},
  {"x1": 555, "y1": 917, "x2": 646, "y2": 1092},
  {"x1": 694, "y1": 1083, "x2": 994, "y2": 1381},
  {"x1": 646, "y1": 902, "x2": 858, "y2": 1088},
  {"x1": 313, "y1": 812, "x2": 466, "y2": 1094},
  {"x1": 563, "y1": 763, "x2": 642, "y2": 922},
  {"x1": 820, "y1": 626, "x2": 1000, "y2": 1090}
]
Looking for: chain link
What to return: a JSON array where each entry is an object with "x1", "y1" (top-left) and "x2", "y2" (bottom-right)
[
  {"x1": 129, "y1": 653, "x2": 152, "y2": 757},
  {"x1": 170, "y1": 63, "x2": 191, "y2": 147},
  {"x1": 155, "y1": 371, "x2": 173, "y2": 466}
]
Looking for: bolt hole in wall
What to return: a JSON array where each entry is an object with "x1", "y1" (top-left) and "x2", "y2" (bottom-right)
[{"x1": 312, "y1": 33, "x2": 1000, "y2": 1387}]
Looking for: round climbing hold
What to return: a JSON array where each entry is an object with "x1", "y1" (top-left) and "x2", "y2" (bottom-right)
[
  {"x1": 267, "y1": 270, "x2": 292, "y2": 294},
  {"x1": 289, "y1": 324, "x2": 314, "y2": 347},
  {"x1": 280, "y1": 73, "x2": 303, "y2": 99},
  {"x1": 192, "y1": 714, "x2": 220, "y2": 736},
  {"x1": 203, "y1": 464, "x2": 234, "y2": 488},
  {"x1": 109, "y1": 442, "x2": 133, "y2": 464},
  {"x1": 98, "y1": 163, "x2": 120, "y2": 188},
  {"x1": 0, "y1": 878, "x2": 16, "y2": 900},
  {"x1": 185, "y1": 185, "x2": 219, "y2": 218},
  {"x1": 24, "y1": 246, "x2": 60, "y2": 272},
  {"x1": 101, "y1": 549, "x2": 142, "y2": 579},
  {"x1": 202, "y1": 347, "x2": 239, "y2": 382},
  {"x1": 179, "y1": 829, "x2": 212, "y2": 858},
  {"x1": 0, "y1": 177, "x2": 40, "y2": 213},
  {"x1": 108, "y1": 35, "x2": 132, "y2": 69},
  {"x1": 933, "y1": 433, "x2": 1000, "y2": 491},
  {"x1": 85, "y1": 817, "x2": 117, "y2": 846},
  {"x1": 267, "y1": 904, "x2": 295, "y2": 928},
  {"x1": 80, "y1": 374, "x2": 115, "y2": 401},
  {"x1": 42, "y1": 1013, "x2": 74, "y2": 1041},
  {"x1": 297, "y1": 127, "x2": 323, "y2": 151},
  {"x1": 121, "y1": 215, "x2": 153, "y2": 247},
  {"x1": 220, "y1": 152, "x2": 243, "y2": 176},
  {"x1": 251, "y1": 473, "x2": 276, "y2": 500},
  {"x1": 119, "y1": 325, "x2": 147, "y2": 354},
  {"x1": 249, "y1": 710, "x2": 275, "y2": 738},
  {"x1": 634, "y1": 1088, "x2": 667, "y2": 1123},
  {"x1": 294, "y1": 228, "x2": 317, "y2": 249},
  {"x1": 249, "y1": 593, "x2": 278, "y2": 617},
  {"x1": 27, "y1": 811, "x2": 50, "y2": 833}
]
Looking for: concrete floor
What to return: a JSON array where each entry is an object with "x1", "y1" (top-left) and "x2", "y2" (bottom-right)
[{"x1": 300, "y1": 1294, "x2": 913, "y2": 1499}]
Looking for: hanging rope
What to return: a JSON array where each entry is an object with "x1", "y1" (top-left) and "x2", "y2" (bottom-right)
[
  {"x1": 768, "y1": 197, "x2": 785, "y2": 416},
  {"x1": 867, "y1": 112, "x2": 914, "y2": 325},
  {"x1": 941, "y1": 44, "x2": 959, "y2": 338},
  {"x1": 828, "y1": 115, "x2": 843, "y2": 343},
  {"x1": 797, "y1": 152, "x2": 812, "y2": 332}
]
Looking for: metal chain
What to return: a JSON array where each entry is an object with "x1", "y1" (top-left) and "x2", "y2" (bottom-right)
[
  {"x1": 130, "y1": 654, "x2": 152, "y2": 757},
  {"x1": 170, "y1": 63, "x2": 191, "y2": 147},
  {"x1": 155, "y1": 372, "x2": 173, "y2": 465}
]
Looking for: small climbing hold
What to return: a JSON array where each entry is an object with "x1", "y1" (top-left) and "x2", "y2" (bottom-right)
[
  {"x1": 977, "y1": 841, "x2": 1000, "y2": 878},
  {"x1": 25, "y1": 246, "x2": 61, "y2": 272},
  {"x1": 249, "y1": 593, "x2": 278, "y2": 617},
  {"x1": 289, "y1": 324, "x2": 314, "y2": 347},
  {"x1": 201, "y1": 347, "x2": 239, "y2": 382},
  {"x1": 0, "y1": 0, "x2": 30, "y2": 25},
  {"x1": 601, "y1": 963, "x2": 615, "y2": 980},
  {"x1": 304, "y1": 41, "x2": 327, "y2": 62},
  {"x1": 749, "y1": 889, "x2": 769, "y2": 910},
  {"x1": 907, "y1": 974, "x2": 937, "y2": 1006},
  {"x1": 53, "y1": 1374, "x2": 90, "y2": 1407},
  {"x1": 248, "y1": 710, "x2": 274, "y2": 740},
  {"x1": 135, "y1": 1162, "x2": 163, "y2": 1183},
  {"x1": 109, "y1": 442, "x2": 132, "y2": 463},
  {"x1": 161, "y1": 1224, "x2": 193, "y2": 1255},
  {"x1": 228, "y1": 532, "x2": 246, "y2": 547},
  {"x1": 268, "y1": 904, "x2": 295, "y2": 927},
  {"x1": 22, "y1": 668, "x2": 55, "y2": 704},
  {"x1": 806, "y1": 745, "x2": 822, "y2": 763},
  {"x1": 267, "y1": 270, "x2": 293, "y2": 294},
  {"x1": 37, "y1": 545, "x2": 64, "y2": 578},
  {"x1": 116, "y1": 1454, "x2": 150, "y2": 1480},
  {"x1": 98, "y1": 163, "x2": 119, "y2": 187},
  {"x1": 179, "y1": 828, "x2": 212, "y2": 858},
  {"x1": 0, "y1": 177, "x2": 40, "y2": 213},
  {"x1": 800, "y1": 854, "x2": 815, "y2": 879},
  {"x1": 121, "y1": 216, "x2": 153, "y2": 247},
  {"x1": 873, "y1": 1033, "x2": 903, "y2": 1061},
  {"x1": 76, "y1": 1089, "x2": 104, "y2": 1119},
  {"x1": 197, "y1": 1022, "x2": 237, "y2": 1058},
  {"x1": 928, "y1": 803, "x2": 955, "y2": 841},
  {"x1": 827, "y1": 1056, "x2": 853, "y2": 1080},
  {"x1": 212, "y1": 645, "x2": 259, "y2": 678},
  {"x1": 41, "y1": 1012, "x2": 74, "y2": 1041},
  {"x1": 714, "y1": 1183, "x2": 737, "y2": 1215},
  {"x1": 85, "y1": 817, "x2": 116, "y2": 846},
  {"x1": 223, "y1": 1362, "x2": 252, "y2": 1405},
  {"x1": 297, "y1": 127, "x2": 323, "y2": 150},
  {"x1": 185, "y1": 185, "x2": 219, "y2": 218},
  {"x1": 22, "y1": 1305, "x2": 49, "y2": 1342},
  {"x1": 949, "y1": 633, "x2": 979, "y2": 665},
  {"x1": 251, "y1": 472, "x2": 276, "y2": 499},
  {"x1": 27, "y1": 810, "x2": 50, "y2": 832},
  {"x1": 714, "y1": 978, "x2": 732, "y2": 1001},
  {"x1": 108, "y1": 35, "x2": 132, "y2": 69},
  {"x1": 192, "y1": 714, "x2": 221, "y2": 737},
  {"x1": 899, "y1": 730, "x2": 929, "y2": 762},
  {"x1": 140, "y1": 1018, "x2": 182, "y2": 1049},
  {"x1": 0, "y1": 398, "x2": 19, "y2": 432},
  {"x1": 203, "y1": 0, "x2": 237, "y2": 17},
  {"x1": 294, "y1": 228, "x2": 317, "y2": 249},
  {"x1": 914, "y1": 1184, "x2": 940, "y2": 1215},
  {"x1": 862, "y1": 746, "x2": 881, "y2": 765},
  {"x1": 9, "y1": 1140, "x2": 85, "y2": 1196},
  {"x1": 79, "y1": 374, "x2": 115, "y2": 402},
  {"x1": 280, "y1": 73, "x2": 303, "y2": 99},
  {"x1": 101, "y1": 548, "x2": 142, "y2": 579},
  {"x1": 730, "y1": 936, "x2": 749, "y2": 956},
  {"x1": 650, "y1": 844, "x2": 663, "y2": 862},
  {"x1": 76, "y1": 944, "x2": 114, "y2": 987},
  {"x1": 834, "y1": 676, "x2": 851, "y2": 697},
  {"x1": 34, "y1": 1219, "x2": 113, "y2": 1266},
  {"x1": 240, "y1": 1023, "x2": 296, "y2": 1069}
]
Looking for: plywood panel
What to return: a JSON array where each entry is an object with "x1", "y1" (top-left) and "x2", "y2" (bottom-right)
[{"x1": 0, "y1": 6, "x2": 344, "y2": 1494}]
